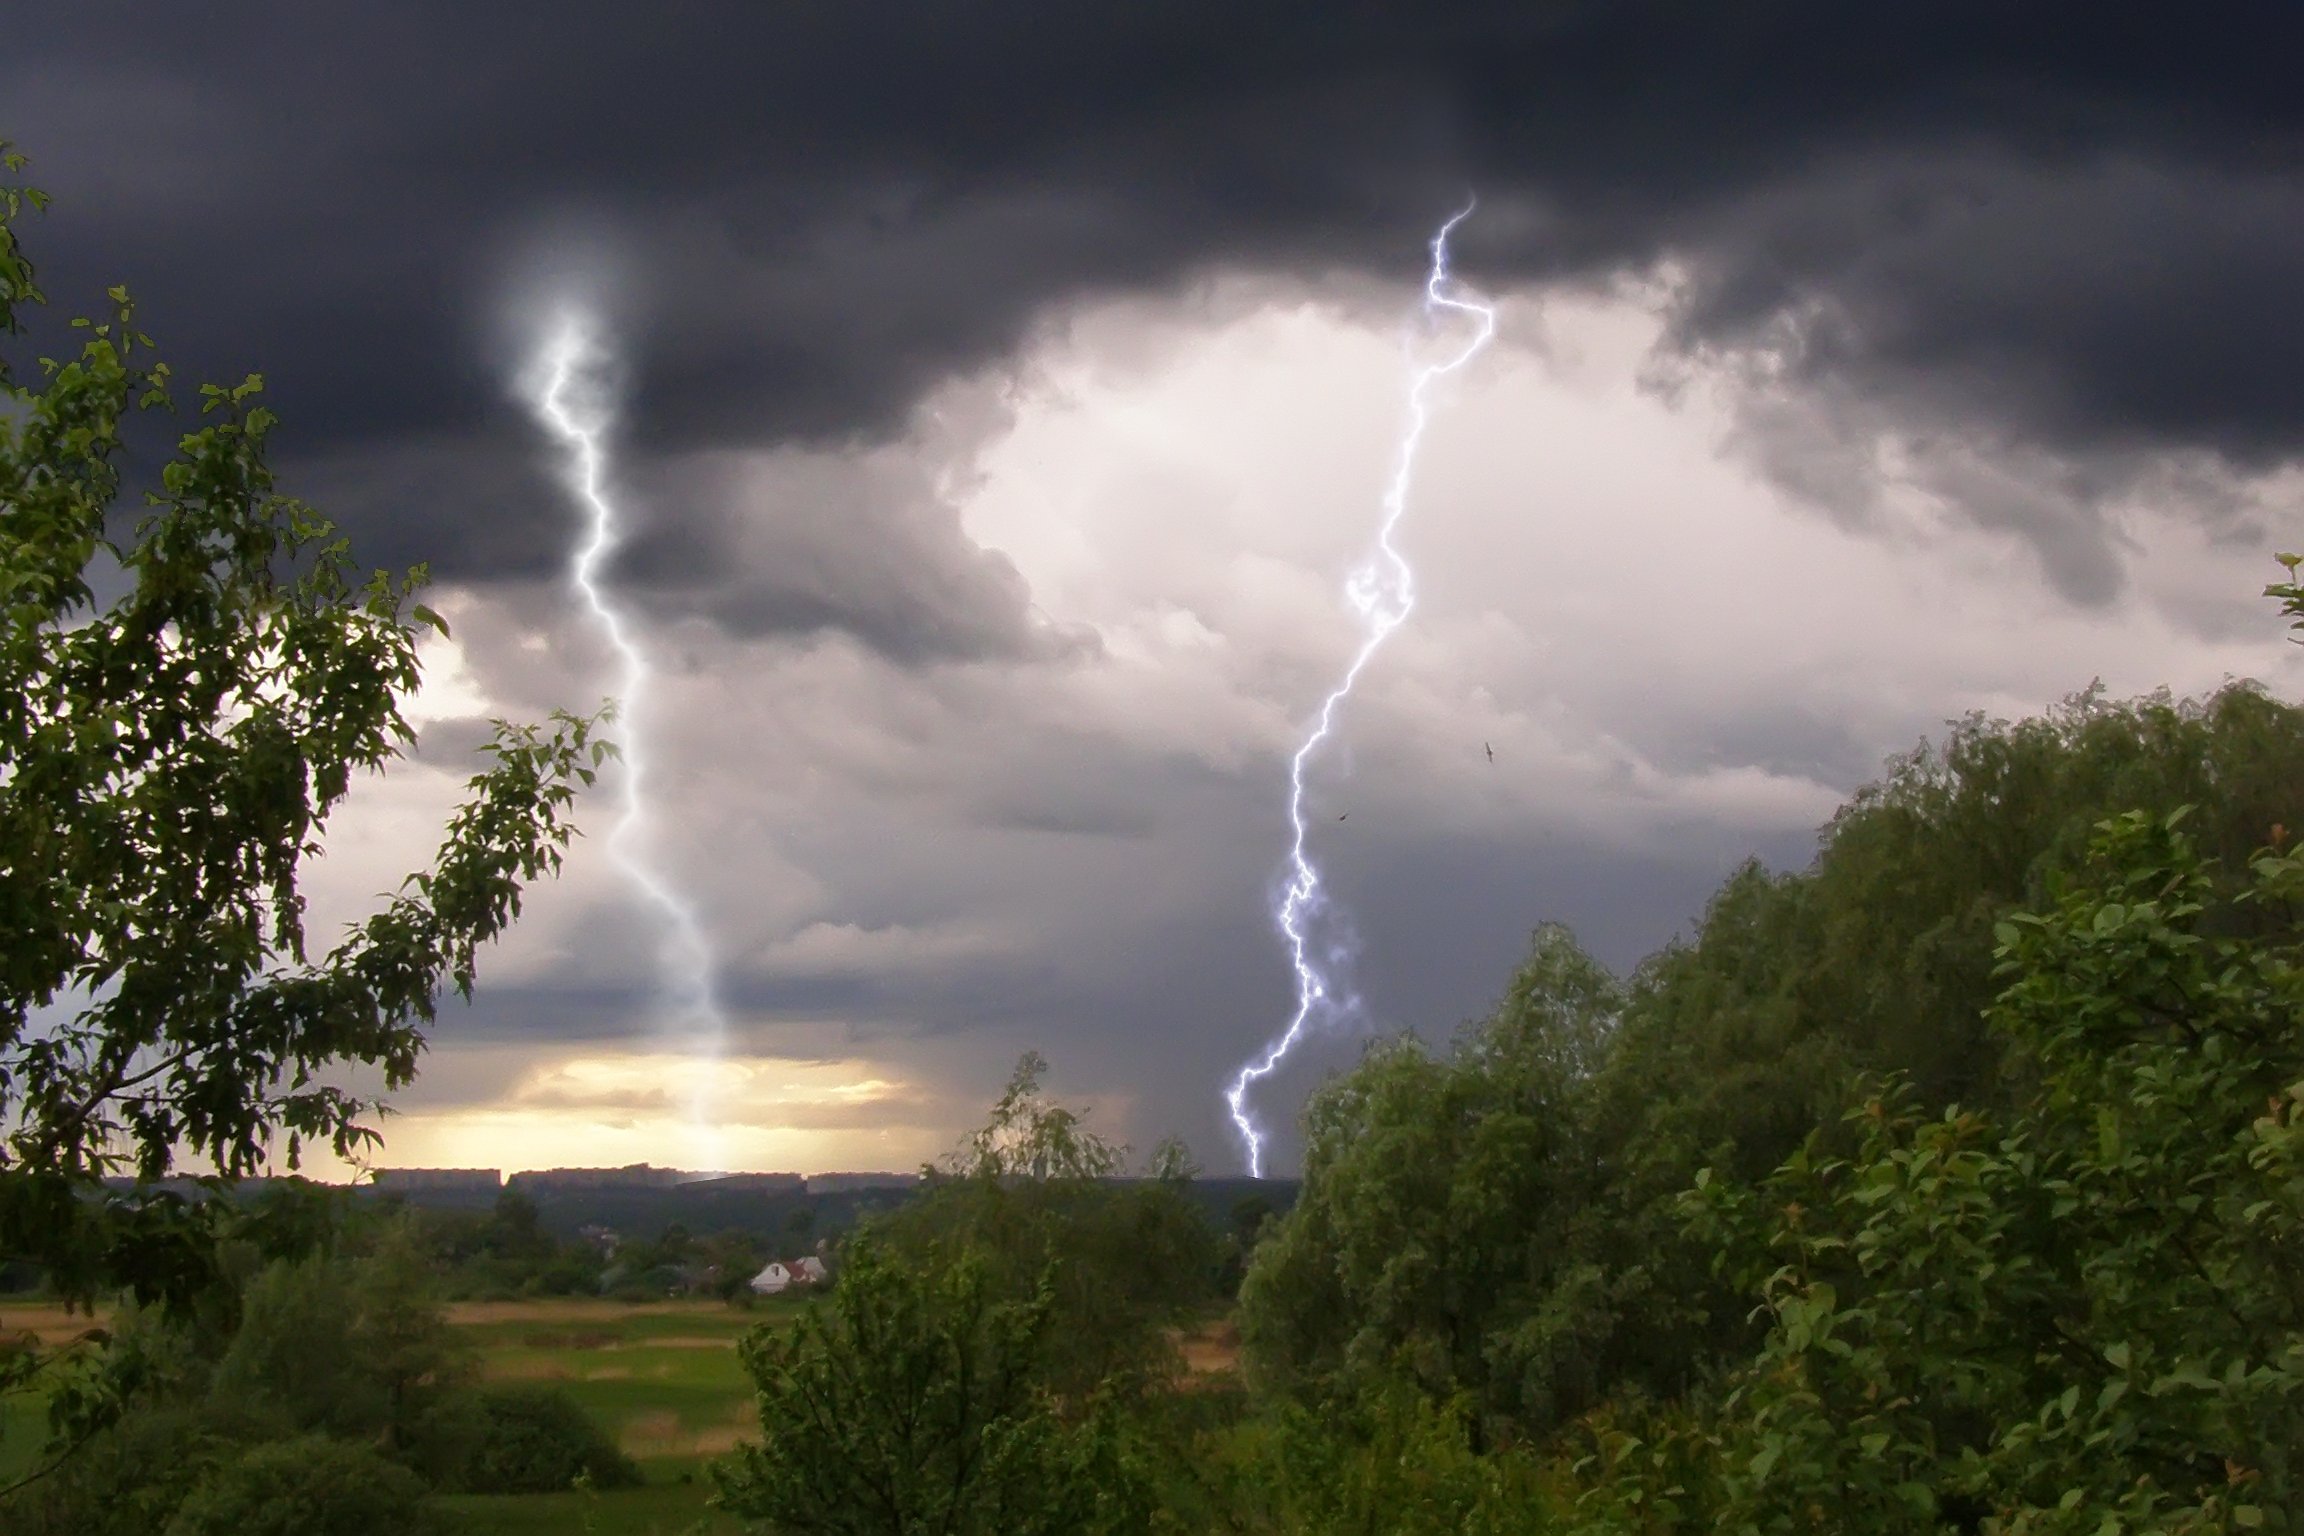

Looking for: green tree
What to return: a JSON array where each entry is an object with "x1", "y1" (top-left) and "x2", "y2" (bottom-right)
[
  {"x1": 1194, "y1": 1378, "x2": 1560, "y2": 1536},
  {"x1": 3, "y1": 1223, "x2": 482, "y2": 1527},
  {"x1": 461, "y1": 1384, "x2": 639, "y2": 1494},
  {"x1": 1241, "y1": 924, "x2": 1625, "y2": 1437},
  {"x1": 0, "y1": 1404, "x2": 227, "y2": 1536},
  {"x1": 208, "y1": 1221, "x2": 478, "y2": 1482},
  {"x1": 1611, "y1": 678, "x2": 2304, "y2": 1161},
  {"x1": 163, "y1": 1434, "x2": 440, "y2": 1536},
  {"x1": 0, "y1": 145, "x2": 600, "y2": 1477},
  {"x1": 715, "y1": 1242, "x2": 1143, "y2": 1536},
  {"x1": 869, "y1": 1054, "x2": 1221, "y2": 1398},
  {"x1": 1569, "y1": 675, "x2": 2304, "y2": 1424},
  {"x1": 1580, "y1": 810, "x2": 2304, "y2": 1532}
]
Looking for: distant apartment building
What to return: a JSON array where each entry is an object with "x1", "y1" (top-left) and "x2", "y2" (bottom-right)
[
  {"x1": 371, "y1": 1168, "x2": 503, "y2": 1195},
  {"x1": 507, "y1": 1164, "x2": 689, "y2": 1193},
  {"x1": 803, "y1": 1172, "x2": 920, "y2": 1194},
  {"x1": 683, "y1": 1172, "x2": 806, "y2": 1194}
]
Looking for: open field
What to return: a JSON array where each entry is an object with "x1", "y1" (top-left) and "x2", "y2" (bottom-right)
[
  {"x1": 444, "y1": 1295, "x2": 797, "y2": 1535},
  {"x1": 0, "y1": 1302, "x2": 111, "y2": 1487},
  {"x1": 4, "y1": 1294, "x2": 1248, "y2": 1532},
  {"x1": 0, "y1": 1295, "x2": 784, "y2": 1533},
  {"x1": 1177, "y1": 1318, "x2": 1242, "y2": 1377}
]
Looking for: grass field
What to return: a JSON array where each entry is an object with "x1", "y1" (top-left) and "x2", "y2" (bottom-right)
[
  {"x1": 4, "y1": 1295, "x2": 1244, "y2": 1533},
  {"x1": 440, "y1": 1296, "x2": 801, "y2": 1535},
  {"x1": 0, "y1": 1295, "x2": 784, "y2": 1534},
  {"x1": 0, "y1": 1301, "x2": 110, "y2": 1487}
]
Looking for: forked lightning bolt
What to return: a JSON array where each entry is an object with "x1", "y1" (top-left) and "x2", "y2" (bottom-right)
[
  {"x1": 1224, "y1": 205, "x2": 1496, "y2": 1177},
  {"x1": 528, "y1": 315, "x2": 730, "y2": 1172}
]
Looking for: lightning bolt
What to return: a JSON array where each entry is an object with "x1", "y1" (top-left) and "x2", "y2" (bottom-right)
[
  {"x1": 1224, "y1": 204, "x2": 1496, "y2": 1177},
  {"x1": 527, "y1": 313, "x2": 731, "y2": 1174}
]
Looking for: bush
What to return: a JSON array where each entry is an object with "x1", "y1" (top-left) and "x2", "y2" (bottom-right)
[
  {"x1": 715, "y1": 1242, "x2": 1144, "y2": 1535},
  {"x1": 206, "y1": 1227, "x2": 480, "y2": 1485},
  {"x1": 0, "y1": 1405, "x2": 226, "y2": 1536},
  {"x1": 462, "y1": 1384, "x2": 641, "y2": 1494},
  {"x1": 163, "y1": 1434, "x2": 439, "y2": 1536}
]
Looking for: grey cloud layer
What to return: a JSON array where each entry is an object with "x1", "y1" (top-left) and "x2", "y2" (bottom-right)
[
  {"x1": 9, "y1": 2, "x2": 2301, "y2": 637},
  {"x1": 13, "y1": 5, "x2": 2303, "y2": 1171}
]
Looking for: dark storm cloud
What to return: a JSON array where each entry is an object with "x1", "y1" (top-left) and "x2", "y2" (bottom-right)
[
  {"x1": 8, "y1": 2, "x2": 2300, "y2": 625},
  {"x1": 624, "y1": 447, "x2": 1091, "y2": 663}
]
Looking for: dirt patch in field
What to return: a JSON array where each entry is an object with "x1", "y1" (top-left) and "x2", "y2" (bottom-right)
[
  {"x1": 446, "y1": 1299, "x2": 737, "y2": 1326},
  {"x1": 681, "y1": 1424, "x2": 755, "y2": 1456},
  {"x1": 645, "y1": 1335, "x2": 742, "y2": 1350},
  {"x1": 480, "y1": 1357, "x2": 573, "y2": 1381},
  {"x1": 517, "y1": 1329, "x2": 624, "y2": 1350},
  {"x1": 0, "y1": 1304, "x2": 111, "y2": 1348},
  {"x1": 1175, "y1": 1321, "x2": 1241, "y2": 1377}
]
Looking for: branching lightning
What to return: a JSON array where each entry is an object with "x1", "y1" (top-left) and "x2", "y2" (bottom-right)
[
  {"x1": 527, "y1": 314, "x2": 731, "y2": 1173},
  {"x1": 1224, "y1": 205, "x2": 1496, "y2": 1177}
]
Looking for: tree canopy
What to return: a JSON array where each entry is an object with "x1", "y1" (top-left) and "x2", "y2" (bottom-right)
[
  {"x1": 0, "y1": 144, "x2": 601, "y2": 1493},
  {"x1": 1243, "y1": 671, "x2": 2304, "y2": 1459},
  {"x1": 0, "y1": 142, "x2": 601, "y2": 1302}
]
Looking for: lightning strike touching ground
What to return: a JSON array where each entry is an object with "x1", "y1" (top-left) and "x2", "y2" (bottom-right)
[
  {"x1": 1224, "y1": 205, "x2": 1497, "y2": 1177},
  {"x1": 527, "y1": 314, "x2": 731, "y2": 1174}
]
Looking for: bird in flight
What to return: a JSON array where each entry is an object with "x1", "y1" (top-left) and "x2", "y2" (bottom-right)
[
  {"x1": 1484, "y1": 741, "x2": 1494, "y2": 764},
  {"x1": 1337, "y1": 813, "x2": 1348, "y2": 821}
]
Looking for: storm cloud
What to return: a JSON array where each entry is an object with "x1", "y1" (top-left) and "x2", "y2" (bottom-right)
[
  {"x1": 9, "y1": 3, "x2": 2301, "y2": 622},
  {"x1": 8, "y1": 6, "x2": 2302, "y2": 1171}
]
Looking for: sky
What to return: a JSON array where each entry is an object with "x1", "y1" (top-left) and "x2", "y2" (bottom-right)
[{"x1": 9, "y1": 4, "x2": 2303, "y2": 1177}]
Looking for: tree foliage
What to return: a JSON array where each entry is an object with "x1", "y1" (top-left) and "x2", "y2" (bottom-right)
[
  {"x1": 0, "y1": 141, "x2": 601, "y2": 1237},
  {"x1": 2, "y1": 1202, "x2": 631, "y2": 1525},
  {"x1": 161, "y1": 1434, "x2": 440, "y2": 1536},
  {"x1": 206, "y1": 1222, "x2": 477, "y2": 1483},
  {"x1": 461, "y1": 1384, "x2": 641, "y2": 1495},
  {"x1": 1249, "y1": 666, "x2": 2304, "y2": 1453},
  {"x1": 715, "y1": 1242, "x2": 1142, "y2": 1536},
  {"x1": 1241, "y1": 924, "x2": 1626, "y2": 1433},
  {"x1": 0, "y1": 138, "x2": 599, "y2": 1486},
  {"x1": 868, "y1": 1054, "x2": 1222, "y2": 1398},
  {"x1": 1577, "y1": 810, "x2": 2304, "y2": 1532}
]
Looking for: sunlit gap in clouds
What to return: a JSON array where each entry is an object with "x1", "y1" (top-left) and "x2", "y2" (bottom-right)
[
  {"x1": 1224, "y1": 204, "x2": 1498, "y2": 1177},
  {"x1": 521, "y1": 311, "x2": 732, "y2": 1175},
  {"x1": 368, "y1": 1051, "x2": 947, "y2": 1177}
]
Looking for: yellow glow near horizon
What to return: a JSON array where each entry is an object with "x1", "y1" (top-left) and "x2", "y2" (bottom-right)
[{"x1": 285, "y1": 1051, "x2": 959, "y2": 1180}]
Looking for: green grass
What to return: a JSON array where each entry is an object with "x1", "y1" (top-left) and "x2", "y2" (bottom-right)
[
  {"x1": 0, "y1": 1387, "x2": 46, "y2": 1486},
  {"x1": 0, "y1": 1301, "x2": 106, "y2": 1488}
]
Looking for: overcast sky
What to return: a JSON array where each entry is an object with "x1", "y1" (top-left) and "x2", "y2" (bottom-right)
[{"x1": 10, "y1": 4, "x2": 2303, "y2": 1176}]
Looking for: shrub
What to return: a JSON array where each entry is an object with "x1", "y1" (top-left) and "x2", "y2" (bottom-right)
[
  {"x1": 1, "y1": 1405, "x2": 226, "y2": 1536},
  {"x1": 163, "y1": 1434, "x2": 438, "y2": 1536},
  {"x1": 715, "y1": 1242, "x2": 1145, "y2": 1535},
  {"x1": 462, "y1": 1384, "x2": 641, "y2": 1494}
]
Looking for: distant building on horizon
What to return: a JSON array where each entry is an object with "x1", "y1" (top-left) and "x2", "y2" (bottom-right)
[
  {"x1": 507, "y1": 1164, "x2": 688, "y2": 1193},
  {"x1": 803, "y1": 1171, "x2": 920, "y2": 1194},
  {"x1": 372, "y1": 1168, "x2": 503, "y2": 1195},
  {"x1": 682, "y1": 1171, "x2": 806, "y2": 1194}
]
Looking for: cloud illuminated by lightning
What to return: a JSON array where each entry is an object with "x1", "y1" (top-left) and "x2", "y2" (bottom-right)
[
  {"x1": 526, "y1": 314, "x2": 731, "y2": 1174},
  {"x1": 1224, "y1": 205, "x2": 1497, "y2": 1177}
]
